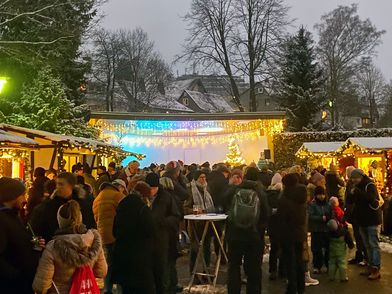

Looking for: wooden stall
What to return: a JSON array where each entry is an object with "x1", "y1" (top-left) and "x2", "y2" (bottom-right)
[
  {"x1": 339, "y1": 137, "x2": 392, "y2": 195},
  {"x1": 0, "y1": 124, "x2": 144, "y2": 173},
  {"x1": 0, "y1": 129, "x2": 38, "y2": 180},
  {"x1": 296, "y1": 142, "x2": 345, "y2": 170}
]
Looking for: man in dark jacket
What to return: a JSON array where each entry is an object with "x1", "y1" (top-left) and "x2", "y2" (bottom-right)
[
  {"x1": 96, "y1": 166, "x2": 111, "y2": 194},
  {"x1": 0, "y1": 177, "x2": 42, "y2": 294},
  {"x1": 111, "y1": 191, "x2": 156, "y2": 294},
  {"x1": 225, "y1": 167, "x2": 270, "y2": 294},
  {"x1": 146, "y1": 173, "x2": 181, "y2": 294},
  {"x1": 350, "y1": 169, "x2": 382, "y2": 280},
  {"x1": 277, "y1": 173, "x2": 308, "y2": 294},
  {"x1": 207, "y1": 165, "x2": 230, "y2": 211},
  {"x1": 30, "y1": 172, "x2": 96, "y2": 242}
]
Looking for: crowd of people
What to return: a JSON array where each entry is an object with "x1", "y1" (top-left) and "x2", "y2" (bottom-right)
[{"x1": 0, "y1": 157, "x2": 386, "y2": 294}]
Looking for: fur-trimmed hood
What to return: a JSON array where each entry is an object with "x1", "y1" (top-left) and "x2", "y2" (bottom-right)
[{"x1": 51, "y1": 229, "x2": 102, "y2": 267}]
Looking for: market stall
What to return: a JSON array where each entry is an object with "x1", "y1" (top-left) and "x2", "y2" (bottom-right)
[
  {"x1": 339, "y1": 137, "x2": 392, "y2": 195},
  {"x1": 0, "y1": 129, "x2": 38, "y2": 179},
  {"x1": 296, "y1": 141, "x2": 346, "y2": 170},
  {"x1": 0, "y1": 124, "x2": 144, "y2": 173}
]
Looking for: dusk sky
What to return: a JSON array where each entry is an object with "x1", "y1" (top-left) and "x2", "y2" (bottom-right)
[{"x1": 100, "y1": 0, "x2": 392, "y2": 79}]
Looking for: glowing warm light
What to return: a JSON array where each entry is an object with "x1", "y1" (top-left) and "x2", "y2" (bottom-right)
[{"x1": 0, "y1": 78, "x2": 7, "y2": 94}]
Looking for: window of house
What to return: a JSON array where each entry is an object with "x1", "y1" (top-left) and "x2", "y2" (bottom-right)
[
  {"x1": 257, "y1": 88, "x2": 263, "y2": 94},
  {"x1": 265, "y1": 99, "x2": 270, "y2": 106},
  {"x1": 362, "y1": 117, "x2": 370, "y2": 126},
  {"x1": 183, "y1": 97, "x2": 189, "y2": 106}
]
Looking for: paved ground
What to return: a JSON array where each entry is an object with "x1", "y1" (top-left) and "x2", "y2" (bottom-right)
[{"x1": 177, "y1": 242, "x2": 392, "y2": 294}]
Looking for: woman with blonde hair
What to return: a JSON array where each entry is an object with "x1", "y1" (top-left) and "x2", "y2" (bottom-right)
[{"x1": 33, "y1": 200, "x2": 107, "y2": 294}]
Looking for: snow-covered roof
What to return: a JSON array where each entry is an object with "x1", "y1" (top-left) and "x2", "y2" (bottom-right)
[
  {"x1": 138, "y1": 93, "x2": 194, "y2": 112},
  {"x1": 346, "y1": 137, "x2": 392, "y2": 151},
  {"x1": 0, "y1": 124, "x2": 115, "y2": 149},
  {"x1": 296, "y1": 141, "x2": 344, "y2": 157},
  {"x1": 185, "y1": 90, "x2": 235, "y2": 113},
  {"x1": 0, "y1": 129, "x2": 38, "y2": 147},
  {"x1": 167, "y1": 79, "x2": 197, "y2": 92}
]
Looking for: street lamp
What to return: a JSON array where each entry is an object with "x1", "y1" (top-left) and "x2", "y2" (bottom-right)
[{"x1": 0, "y1": 77, "x2": 7, "y2": 94}]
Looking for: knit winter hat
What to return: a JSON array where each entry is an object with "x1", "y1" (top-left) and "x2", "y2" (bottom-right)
[
  {"x1": 231, "y1": 169, "x2": 243, "y2": 180},
  {"x1": 165, "y1": 161, "x2": 180, "y2": 172},
  {"x1": 193, "y1": 170, "x2": 207, "y2": 181},
  {"x1": 314, "y1": 186, "x2": 326, "y2": 197},
  {"x1": 112, "y1": 179, "x2": 128, "y2": 194},
  {"x1": 0, "y1": 177, "x2": 26, "y2": 204},
  {"x1": 133, "y1": 181, "x2": 151, "y2": 199},
  {"x1": 329, "y1": 196, "x2": 339, "y2": 206},
  {"x1": 57, "y1": 200, "x2": 82, "y2": 230},
  {"x1": 244, "y1": 167, "x2": 259, "y2": 182},
  {"x1": 327, "y1": 219, "x2": 338, "y2": 231},
  {"x1": 282, "y1": 173, "x2": 299, "y2": 187},
  {"x1": 350, "y1": 169, "x2": 365, "y2": 178},
  {"x1": 145, "y1": 173, "x2": 160, "y2": 187},
  {"x1": 311, "y1": 172, "x2": 324, "y2": 184},
  {"x1": 271, "y1": 173, "x2": 282, "y2": 186}
]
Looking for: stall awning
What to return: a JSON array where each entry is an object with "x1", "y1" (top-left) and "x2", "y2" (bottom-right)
[
  {"x1": 343, "y1": 137, "x2": 392, "y2": 152},
  {"x1": 0, "y1": 124, "x2": 145, "y2": 159},
  {"x1": 0, "y1": 129, "x2": 38, "y2": 148},
  {"x1": 296, "y1": 142, "x2": 344, "y2": 158}
]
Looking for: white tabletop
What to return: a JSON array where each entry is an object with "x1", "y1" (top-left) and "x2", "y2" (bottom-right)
[{"x1": 184, "y1": 213, "x2": 228, "y2": 221}]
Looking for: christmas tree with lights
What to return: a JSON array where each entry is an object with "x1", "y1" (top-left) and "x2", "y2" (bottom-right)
[{"x1": 225, "y1": 138, "x2": 246, "y2": 166}]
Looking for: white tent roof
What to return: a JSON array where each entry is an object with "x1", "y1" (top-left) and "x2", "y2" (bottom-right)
[
  {"x1": 0, "y1": 129, "x2": 38, "y2": 146},
  {"x1": 298, "y1": 141, "x2": 344, "y2": 154},
  {"x1": 346, "y1": 137, "x2": 392, "y2": 151}
]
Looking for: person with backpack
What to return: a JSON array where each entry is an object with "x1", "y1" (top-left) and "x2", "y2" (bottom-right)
[
  {"x1": 308, "y1": 186, "x2": 332, "y2": 274},
  {"x1": 33, "y1": 200, "x2": 107, "y2": 294},
  {"x1": 350, "y1": 169, "x2": 383, "y2": 280},
  {"x1": 277, "y1": 173, "x2": 308, "y2": 294},
  {"x1": 225, "y1": 166, "x2": 269, "y2": 294}
]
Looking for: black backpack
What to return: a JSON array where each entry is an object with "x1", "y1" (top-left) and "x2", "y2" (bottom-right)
[{"x1": 229, "y1": 188, "x2": 260, "y2": 230}]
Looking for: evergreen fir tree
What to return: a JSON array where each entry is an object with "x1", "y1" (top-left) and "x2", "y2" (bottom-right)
[
  {"x1": 277, "y1": 27, "x2": 324, "y2": 131},
  {"x1": 225, "y1": 138, "x2": 246, "y2": 166},
  {"x1": 5, "y1": 67, "x2": 97, "y2": 138}
]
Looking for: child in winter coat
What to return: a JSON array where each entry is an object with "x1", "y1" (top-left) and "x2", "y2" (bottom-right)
[
  {"x1": 308, "y1": 186, "x2": 332, "y2": 274},
  {"x1": 33, "y1": 200, "x2": 107, "y2": 294},
  {"x1": 327, "y1": 196, "x2": 349, "y2": 282}
]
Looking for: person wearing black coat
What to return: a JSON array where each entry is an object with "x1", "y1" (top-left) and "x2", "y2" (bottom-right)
[
  {"x1": 325, "y1": 165, "x2": 345, "y2": 200},
  {"x1": 0, "y1": 177, "x2": 42, "y2": 294},
  {"x1": 350, "y1": 169, "x2": 382, "y2": 280},
  {"x1": 26, "y1": 167, "x2": 49, "y2": 219},
  {"x1": 146, "y1": 173, "x2": 181, "y2": 294},
  {"x1": 111, "y1": 192, "x2": 156, "y2": 294},
  {"x1": 29, "y1": 172, "x2": 96, "y2": 242},
  {"x1": 277, "y1": 174, "x2": 307, "y2": 294},
  {"x1": 225, "y1": 167, "x2": 270, "y2": 294}
]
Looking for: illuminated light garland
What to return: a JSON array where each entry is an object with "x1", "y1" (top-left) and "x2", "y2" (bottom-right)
[
  {"x1": 93, "y1": 119, "x2": 284, "y2": 138},
  {"x1": 0, "y1": 148, "x2": 29, "y2": 159}
]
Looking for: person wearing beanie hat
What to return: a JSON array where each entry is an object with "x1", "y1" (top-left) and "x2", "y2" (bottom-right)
[
  {"x1": 145, "y1": 172, "x2": 181, "y2": 293},
  {"x1": 308, "y1": 185, "x2": 331, "y2": 274},
  {"x1": 307, "y1": 172, "x2": 326, "y2": 203},
  {"x1": 0, "y1": 177, "x2": 43, "y2": 294},
  {"x1": 33, "y1": 201, "x2": 107, "y2": 294},
  {"x1": 345, "y1": 166, "x2": 368, "y2": 266},
  {"x1": 325, "y1": 164, "x2": 345, "y2": 200},
  {"x1": 277, "y1": 173, "x2": 309, "y2": 292}
]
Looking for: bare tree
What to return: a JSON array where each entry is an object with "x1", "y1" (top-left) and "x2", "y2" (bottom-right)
[
  {"x1": 91, "y1": 27, "x2": 172, "y2": 112},
  {"x1": 233, "y1": 0, "x2": 290, "y2": 111},
  {"x1": 91, "y1": 29, "x2": 119, "y2": 111},
  {"x1": 178, "y1": 0, "x2": 244, "y2": 111},
  {"x1": 315, "y1": 4, "x2": 385, "y2": 127},
  {"x1": 355, "y1": 60, "x2": 385, "y2": 127}
]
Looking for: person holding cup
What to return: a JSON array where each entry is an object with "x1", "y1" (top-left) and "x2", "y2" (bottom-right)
[{"x1": 0, "y1": 177, "x2": 44, "y2": 294}]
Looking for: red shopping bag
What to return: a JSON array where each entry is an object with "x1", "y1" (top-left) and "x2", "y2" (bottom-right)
[{"x1": 69, "y1": 265, "x2": 100, "y2": 294}]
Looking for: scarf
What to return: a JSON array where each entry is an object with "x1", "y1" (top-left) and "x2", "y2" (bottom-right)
[{"x1": 190, "y1": 180, "x2": 215, "y2": 213}]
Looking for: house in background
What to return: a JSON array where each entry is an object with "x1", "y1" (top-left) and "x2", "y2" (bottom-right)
[{"x1": 240, "y1": 82, "x2": 280, "y2": 112}]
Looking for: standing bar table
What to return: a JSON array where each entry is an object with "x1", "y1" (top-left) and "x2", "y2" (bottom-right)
[{"x1": 184, "y1": 213, "x2": 228, "y2": 292}]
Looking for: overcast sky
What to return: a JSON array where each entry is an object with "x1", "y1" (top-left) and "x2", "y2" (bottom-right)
[{"x1": 101, "y1": 0, "x2": 392, "y2": 80}]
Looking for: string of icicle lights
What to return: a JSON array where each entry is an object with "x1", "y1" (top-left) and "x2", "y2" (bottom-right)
[{"x1": 94, "y1": 119, "x2": 284, "y2": 138}]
